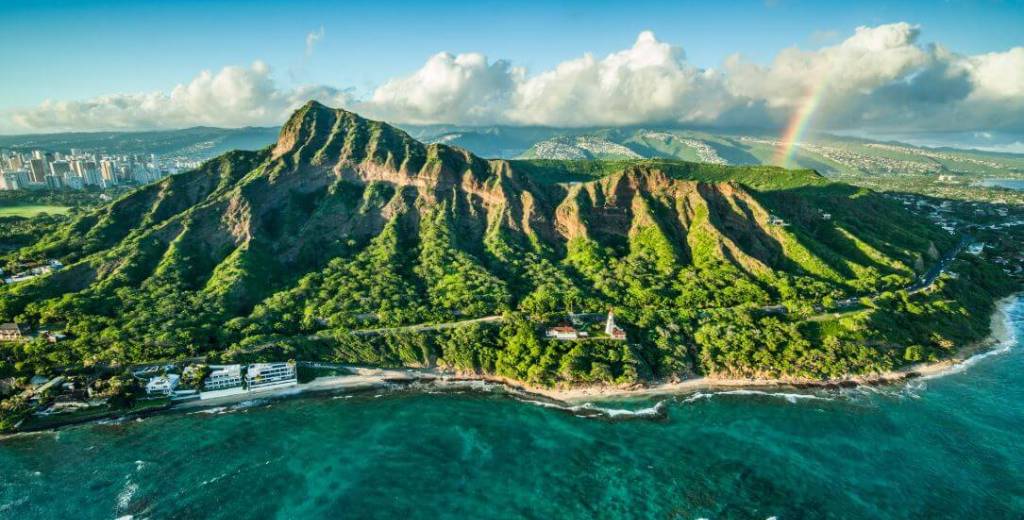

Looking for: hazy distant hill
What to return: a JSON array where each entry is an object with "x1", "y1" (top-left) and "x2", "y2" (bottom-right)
[
  {"x1": 0, "y1": 126, "x2": 280, "y2": 159},
  {"x1": 407, "y1": 125, "x2": 1024, "y2": 177},
  {"x1": 3, "y1": 122, "x2": 1021, "y2": 178}
]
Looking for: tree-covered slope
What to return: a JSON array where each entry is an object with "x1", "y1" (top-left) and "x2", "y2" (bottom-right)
[{"x1": 2, "y1": 102, "x2": 1008, "y2": 388}]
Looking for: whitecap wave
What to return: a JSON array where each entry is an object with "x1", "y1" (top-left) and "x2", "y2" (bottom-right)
[
  {"x1": 231, "y1": 399, "x2": 268, "y2": 410},
  {"x1": 0, "y1": 496, "x2": 29, "y2": 513},
  {"x1": 191, "y1": 406, "x2": 228, "y2": 415},
  {"x1": 519, "y1": 398, "x2": 668, "y2": 420},
  {"x1": 681, "y1": 389, "x2": 831, "y2": 404},
  {"x1": 916, "y1": 300, "x2": 1020, "y2": 383},
  {"x1": 116, "y1": 480, "x2": 137, "y2": 510}
]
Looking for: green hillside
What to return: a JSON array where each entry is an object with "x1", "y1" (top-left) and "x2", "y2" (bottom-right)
[{"x1": 0, "y1": 103, "x2": 1014, "y2": 395}]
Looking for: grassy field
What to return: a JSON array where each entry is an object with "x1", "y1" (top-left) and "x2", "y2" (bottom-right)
[{"x1": 0, "y1": 205, "x2": 71, "y2": 217}]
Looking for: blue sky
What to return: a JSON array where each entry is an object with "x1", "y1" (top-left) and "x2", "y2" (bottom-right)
[
  {"x1": 1, "y1": 0, "x2": 1022, "y2": 136},
  {"x1": 2, "y1": 0, "x2": 1021, "y2": 108}
]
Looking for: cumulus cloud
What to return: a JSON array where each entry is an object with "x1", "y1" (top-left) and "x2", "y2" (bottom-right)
[
  {"x1": 355, "y1": 23, "x2": 1024, "y2": 134},
  {"x1": 4, "y1": 61, "x2": 354, "y2": 132},
  {"x1": 507, "y1": 31, "x2": 735, "y2": 126},
  {"x1": 4, "y1": 23, "x2": 1023, "y2": 135},
  {"x1": 305, "y1": 26, "x2": 325, "y2": 57},
  {"x1": 361, "y1": 52, "x2": 522, "y2": 125}
]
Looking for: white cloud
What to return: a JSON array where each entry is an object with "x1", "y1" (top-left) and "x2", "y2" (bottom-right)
[
  {"x1": 360, "y1": 52, "x2": 522, "y2": 125},
  {"x1": 4, "y1": 62, "x2": 353, "y2": 132},
  {"x1": 507, "y1": 31, "x2": 733, "y2": 126},
  {"x1": 305, "y1": 26, "x2": 325, "y2": 57},
  {"x1": 4, "y1": 23, "x2": 1023, "y2": 135}
]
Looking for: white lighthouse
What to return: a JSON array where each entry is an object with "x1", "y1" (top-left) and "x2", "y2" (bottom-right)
[{"x1": 604, "y1": 310, "x2": 626, "y2": 340}]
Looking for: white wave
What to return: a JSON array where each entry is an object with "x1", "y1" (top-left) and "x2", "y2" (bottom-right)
[
  {"x1": 117, "y1": 480, "x2": 137, "y2": 510},
  {"x1": 231, "y1": 399, "x2": 268, "y2": 410},
  {"x1": 680, "y1": 389, "x2": 830, "y2": 404},
  {"x1": 0, "y1": 497, "x2": 29, "y2": 513},
  {"x1": 920, "y1": 338, "x2": 1017, "y2": 382},
  {"x1": 200, "y1": 471, "x2": 230, "y2": 487},
  {"x1": 582, "y1": 401, "x2": 667, "y2": 418},
  {"x1": 519, "y1": 398, "x2": 667, "y2": 419},
  {"x1": 682, "y1": 392, "x2": 712, "y2": 403},
  {"x1": 918, "y1": 301, "x2": 1020, "y2": 382},
  {"x1": 191, "y1": 406, "x2": 228, "y2": 415}
]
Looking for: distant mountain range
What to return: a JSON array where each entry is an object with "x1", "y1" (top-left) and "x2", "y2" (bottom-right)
[
  {"x1": 3, "y1": 122, "x2": 1021, "y2": 178},
  {"x1": 405, "y1": 125, "x2": 1024, "y2": 177}
]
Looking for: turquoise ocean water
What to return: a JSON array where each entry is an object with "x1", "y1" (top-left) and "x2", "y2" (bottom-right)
[
  {"x1": 979, "y1": 179, "x2": 1024, "y2": 191},
  {"x1": 2, "y1": 297, "x2": 1022, "y2": 519}
]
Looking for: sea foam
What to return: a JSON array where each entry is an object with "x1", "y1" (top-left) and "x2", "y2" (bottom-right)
[
  {"x1": 681, "y1": 389, "x2": 831, "y2": 404},
  {"x1": 518, "y1": 398, "x2": 668, "y2": 420}
]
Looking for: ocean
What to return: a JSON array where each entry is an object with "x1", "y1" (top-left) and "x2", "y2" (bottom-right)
[
  {"x1": 1, "y1": 297, "x2": 1022, "y2": 519},
  {"x1": 979, "y1": 179, "x2": 1024, "y2": 191}
]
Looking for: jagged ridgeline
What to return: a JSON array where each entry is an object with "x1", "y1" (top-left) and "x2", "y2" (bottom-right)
[{"x1": 0, "y1": 101, "x2": 959, "y2": 382}]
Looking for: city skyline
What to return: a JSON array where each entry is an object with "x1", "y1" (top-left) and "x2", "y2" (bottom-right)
[{"x1": 0, "y1": 147, "x2": 195, "y2": 191}]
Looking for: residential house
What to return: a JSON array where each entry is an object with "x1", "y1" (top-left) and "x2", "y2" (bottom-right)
[
  {"x1": 0, "y1": 323, "x2": 22, "y2": 342},
  {"x1": 545, "y1": 322, "x2": 587, "y2": 340},
  {"x1": 145, "y1": 374, "x2": 181, "y2": 395},
  {"x1": 204, "y1": 365, "x2": 243, "y2": 391},
  {"x1": 245, "y1": 362, "x2": 298, "y2": 391}
]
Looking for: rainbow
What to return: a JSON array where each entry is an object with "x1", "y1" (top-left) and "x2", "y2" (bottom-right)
[{"x1": 772, "y1": 80, "x2": 828, "y2": 168}]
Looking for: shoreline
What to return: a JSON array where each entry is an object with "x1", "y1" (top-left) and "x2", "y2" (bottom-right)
[
  {"x1": 110, "y1": 292, "x2": 1024, "y2": 409},
  {"x1": 520, "y1": 293, "x2": 1020, "y2": 402},
  {"x1": 4, "y1": 294, "x2": 1018, "y2": 435}
]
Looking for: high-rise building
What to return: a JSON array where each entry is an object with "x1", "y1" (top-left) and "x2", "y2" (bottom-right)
[
  {"x1": 50, "y1": 160, "x2": 71, "y2": 179},
  {"x1": 71, "y1": 159, "x2": 86, "y2": 176},
  {"x1": 100, "y1": 159, "x2": 118, "y2": 185},
  {"x1": 64, "y1": 175, "x2": 85, "y2": 190},
  {"x1": 84, "y1": 167, "x2": 103, "y2": 187},
  {"x1": 0, "y1": 172, "x2": 21, "y2": 190},
  {"x1": 28, "y1": 158, "x2": 47, "y2": 183},
  {"x1": 44, "y1": 174, "x2": 63, "y2": 190}
]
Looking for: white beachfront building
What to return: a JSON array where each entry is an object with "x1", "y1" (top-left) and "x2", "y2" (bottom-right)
[
  {"x1": 199, "y1": 364, "x2": 246, "y2": 399},
  {"x1": 245, "y1": 362, "x2": 298, "y2": 392},
  {"x1": 204, "y1": 365, "x2": 244, "y2": 390},
  {"x1": 146, "y1": 373, "x2": 181, "y2": 395}
]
